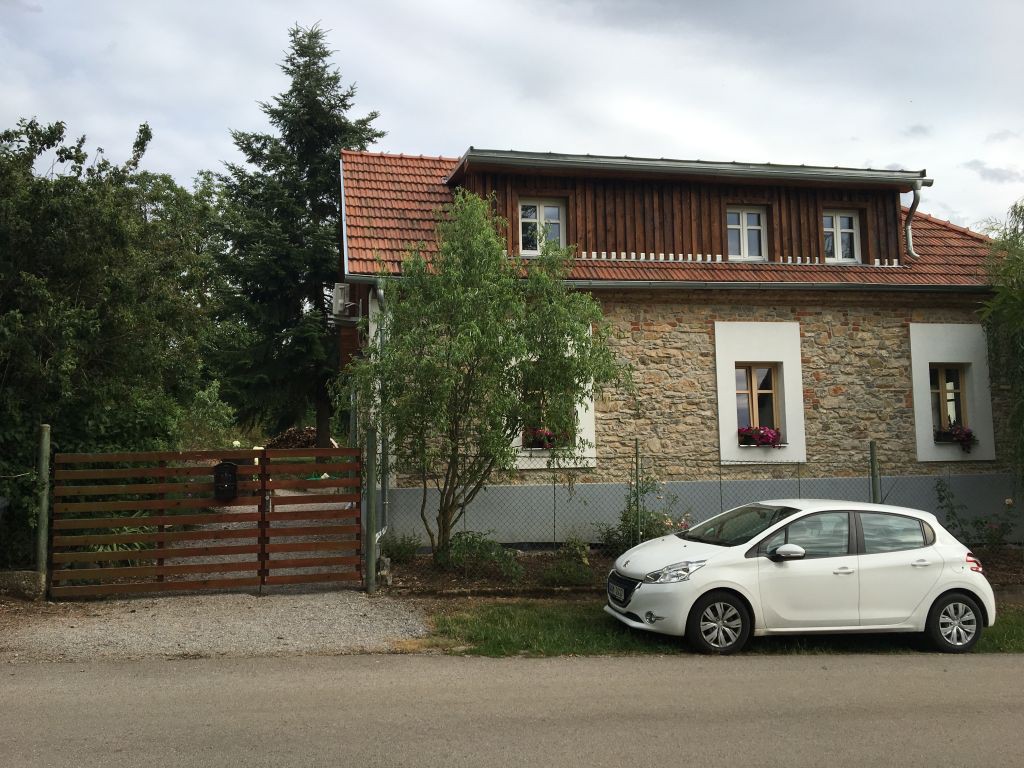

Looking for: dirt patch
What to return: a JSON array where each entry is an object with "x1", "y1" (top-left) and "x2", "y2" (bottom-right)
[{"x1": 385, "y1": 550, "x2": 613, "y2": 595}]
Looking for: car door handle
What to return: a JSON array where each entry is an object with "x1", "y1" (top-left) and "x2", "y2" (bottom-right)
[
  {"x1": 911, "y1": 560, "x2": 931, "y2": 568},
  {"x1": 833, "y1": 566, "x2": 856, "y2": 575}
]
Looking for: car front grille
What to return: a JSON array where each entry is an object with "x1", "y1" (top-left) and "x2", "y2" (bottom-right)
[{"x1": 607, "y1": 570, "x2": 641, "y2": 607}]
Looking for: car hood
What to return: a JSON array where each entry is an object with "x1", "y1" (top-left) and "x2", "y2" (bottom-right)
[{"x1": 613, "y1": 536, "x2": 727, "y2": 580}]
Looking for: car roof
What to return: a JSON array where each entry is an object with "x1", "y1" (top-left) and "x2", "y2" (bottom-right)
[{"x1": 755, "y1": 498, "x2": 940, "y2": 524}]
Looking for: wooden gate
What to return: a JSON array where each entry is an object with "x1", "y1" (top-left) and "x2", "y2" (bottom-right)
[{"x1": 50, "y1": 447, "x2": 362, "y2": 598}]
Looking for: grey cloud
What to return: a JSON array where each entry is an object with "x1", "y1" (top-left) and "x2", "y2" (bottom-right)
[
  {"x1": 962, "y1": 160, "x2": 1024, "y2": 184},
  {"x1": 986, "y1": 129, "x2": 1020, "y2": 143},
  {"x1": 902, "y1": 125, "x2": 931, "y2": 137}
]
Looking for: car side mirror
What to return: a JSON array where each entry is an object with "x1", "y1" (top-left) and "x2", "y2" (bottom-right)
[{"x1": 770, "y1": 543, "x2": 806, "y2": 562}]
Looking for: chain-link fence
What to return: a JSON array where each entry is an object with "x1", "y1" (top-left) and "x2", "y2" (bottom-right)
[{"x1": 376, "y1": 446, "x2": 1018, "y2": 582}]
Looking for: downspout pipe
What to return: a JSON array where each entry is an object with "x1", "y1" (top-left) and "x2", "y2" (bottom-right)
[{"x1": 904, "y1": 181, "x2": 922, "y2": 260}]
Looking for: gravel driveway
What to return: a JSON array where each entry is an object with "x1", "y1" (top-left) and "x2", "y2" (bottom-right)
[{"x1": 0, "y1": 589, "x2": 428, "y2": 662}]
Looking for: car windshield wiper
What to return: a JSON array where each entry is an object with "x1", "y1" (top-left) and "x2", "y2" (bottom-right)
[{"x1": 678, "y1": 532, "x2": 721, "y2": 545}]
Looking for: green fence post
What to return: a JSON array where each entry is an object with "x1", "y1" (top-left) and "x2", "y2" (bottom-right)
[
  {"x1": 365, "y1": 427, "x2": 378, "y2": 594},
  {"x1": 869, "y1": 440, "x2": 881, "y2": 503},
  {"x1": 36, "y1": 424, "x2": 51, "y2": 593}
]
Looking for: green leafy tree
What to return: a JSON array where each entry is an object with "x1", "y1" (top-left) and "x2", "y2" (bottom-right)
[
  {"x1": 350, "y1": 189, "x2": 630, "y2": 560},
  {"x1": 216, "y1": 24, "x2": 384, "y2": 445},
  {"x1": 982, "y1": 198, "x2": 1024, "y2": 474},
  {"x1": 0, "y1": 118, "x2": 218, "y2": 566}
]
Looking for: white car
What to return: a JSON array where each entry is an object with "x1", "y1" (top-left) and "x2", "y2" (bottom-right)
[{"x1": 605, "y1": 499, "x2": 996, "y2": 654}]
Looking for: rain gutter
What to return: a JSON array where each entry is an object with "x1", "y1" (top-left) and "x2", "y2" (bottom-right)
[{"x1": 904, "y1": 181, "x2": 923, "y2": 259}]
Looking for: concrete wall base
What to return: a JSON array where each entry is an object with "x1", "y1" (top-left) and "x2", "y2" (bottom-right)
[{"x1": 0, "y1": 571, "x2": 45, "y2": 601}]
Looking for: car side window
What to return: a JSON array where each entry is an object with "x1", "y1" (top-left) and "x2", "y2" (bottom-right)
[
  {"x1": 860, "y1": 512, "x2": 926, "y2": 554},
  {"x1": 758, "y1": 512, "x2": 850, "y2": 558}
]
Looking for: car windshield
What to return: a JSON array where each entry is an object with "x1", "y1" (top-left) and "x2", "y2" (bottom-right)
[{"x1": 678, "y1": 504, "x2": 801, "y2": 547}]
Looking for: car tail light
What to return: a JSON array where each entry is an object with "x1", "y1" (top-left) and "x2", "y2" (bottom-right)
[{"x1": 966, "y1": 552, "x2": 983, "y2": 573}]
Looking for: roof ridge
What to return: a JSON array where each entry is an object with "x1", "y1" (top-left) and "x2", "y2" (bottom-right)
[{"x1": 340, "y1": 149, "x2": 460, "y2": 162}]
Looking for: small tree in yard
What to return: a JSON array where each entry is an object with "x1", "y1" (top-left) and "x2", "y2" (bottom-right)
[{"x1": 350, "y1": 189, "x2": 630, "y2": 562}]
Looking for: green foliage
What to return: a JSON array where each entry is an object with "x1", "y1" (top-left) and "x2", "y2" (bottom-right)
[
  {"x1": 215, "y1": 24, "x2": 384, "y2": 445},
  {"x1": 982, "y1": 197, "x2": 1024, "y2": 476},
  {"x1": 380, "y1": 532, "x2": 422, "y2": 565},
  {"x1": 443, "y1": 531, "x2": 524, "y2": 581},
  {"x1": 0, "y1": 118, "x2": 222, "y2": 567},
  {"x1": 540, "y1": 536, "x2": 595, "y2": 587},
  {"x1": 935, "y1": 479, "x2": 1016, "y2": 547},
  {"x1": 597, "y1": 464, "x2": 694, "y2": 556},
  {"x1": 349, "y1": 188, "x2": 631, "y2": 559}
]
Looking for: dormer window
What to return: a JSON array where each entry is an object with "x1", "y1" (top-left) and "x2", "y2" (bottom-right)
[
  {"x1": 823, "y1": 211, "x2": 861, "y2": 262},
  {"x1": 520, "y1": 200, "x2": 565, "y2": 256},
  {"x1": 727, "y1": 207, "x2": 767, "y2": 261}
]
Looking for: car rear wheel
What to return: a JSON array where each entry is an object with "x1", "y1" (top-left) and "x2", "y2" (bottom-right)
[
  {"x1": 926, "y1": 593, "x2": 983, "y2": 653},
  {"x1": 687, "y1": 591, "x2": 751, "y2": 655}
]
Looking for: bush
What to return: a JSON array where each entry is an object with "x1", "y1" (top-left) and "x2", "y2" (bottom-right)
[
  {"x1": 541, "y1": 536, "x2": 594, "y2": 586},
  {"x1": 936, "y1": 479, "x2": 1017, "y2": 547},
  {"x1": 596, "y1": 468, "x2": 693, "y2": 557},
  {"x1": 380, "y1": 532, "x2": 421, "y2": 565},
  {"x1": 444, "y1": 530, "x2": 523, "y2": 581}
]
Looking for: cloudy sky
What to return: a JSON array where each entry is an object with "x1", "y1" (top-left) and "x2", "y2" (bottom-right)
[{"x1": 3, "y1": 0, "x2": 1022, "y2": 228}]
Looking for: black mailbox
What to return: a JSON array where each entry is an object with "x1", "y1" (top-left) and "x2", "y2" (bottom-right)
[{"x1": 213, "y1": 461, "x2": 238, "y2": 501}]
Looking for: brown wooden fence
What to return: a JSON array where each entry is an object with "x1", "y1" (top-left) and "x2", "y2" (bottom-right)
[{"x1": 50, "y1": 448, "x2": 361, "y2": 598}]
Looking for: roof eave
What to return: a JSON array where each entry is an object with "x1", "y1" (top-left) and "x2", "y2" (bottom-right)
[{"x1": 447, "y1": 148, "x2": 934, "y2": 192}]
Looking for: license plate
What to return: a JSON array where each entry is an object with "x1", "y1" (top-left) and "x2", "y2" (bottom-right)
[{"x1": 608, "y1": 582, "x2": 625, "y2": 601}]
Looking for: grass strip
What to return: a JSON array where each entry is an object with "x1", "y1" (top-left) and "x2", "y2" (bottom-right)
[{"x1": 430, "y1": 599, "x2": 1024, "y2": 656}]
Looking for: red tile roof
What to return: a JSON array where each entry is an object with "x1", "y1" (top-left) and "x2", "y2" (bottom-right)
[{"x1": 341, "y1": 150, "x2": 992, "y2": 289}]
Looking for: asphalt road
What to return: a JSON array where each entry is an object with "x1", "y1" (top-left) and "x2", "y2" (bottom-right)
[{"x1": 3, "y1": 654, "x2": 1022, "y2": 767}]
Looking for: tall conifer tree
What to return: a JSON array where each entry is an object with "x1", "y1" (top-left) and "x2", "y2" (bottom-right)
[{"x1": 218, "y1": 24, "x2": 383, "y2": 444}]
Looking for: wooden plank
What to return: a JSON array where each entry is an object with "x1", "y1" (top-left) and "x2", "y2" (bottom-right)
[
  {"x1": 265, "y1": 556, "x2": 361, "y2": 569},
  {"x1": 614, "y1": 181, "x2": 626, "y2": 253},
  {"x1": 265, "y1": 509, "x2": 360, "y2": 522},
  {"x1": 55, "y1": 465, "x2": 227, "y2": 481},
  {"x1": 52, "y1": 544, "x2": 261, "y2": 564},
  {"x1": 264, "y1": 541, "x2": 360, "y2": 554},
  {"x1": 262, "y1": 572, "x2": 361, "y2": 586},
  {"x1": 264, "y1": 447, "x2": 359, "y2": 458},
  {"x1": 263, "y1": 462, "x2": 359, "y2": 476},
  {"x1": 53, "y1": 480, "x2": 261, "y2": 497},
  {"x1": 671, "y1": 185, "x2": 684, "y2": 255},
  {"x1": 53, "y1": 528, "x2": 258, "y2": 547},
  {"x1": 270, "y1": 493, "x2": 360, "y2": 506},
  {"x1": 54, "y1": 495, "x2": 260, "y2": 514},
  {"x1": 53, "y1": 511, "x2": 261, "y2": 530},
  {"x1": 266, "y1": 477, "x2": 360, "y2": 490},
  {"x1": 52, "y1": 560, "x2": 259, "y2": 582},
  {"x1": 55, "y1": 449, "x2": 262, "y2": 464},
  {"x1": 50, "y1": 576, "x2": 262, "y2": 598},
  {"x1": 265, "y1": 524, "x2": 361, "y2": 537}
]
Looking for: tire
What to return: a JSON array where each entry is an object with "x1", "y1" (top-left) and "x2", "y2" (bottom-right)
[
  {"x1": 926, "y1": 593, "x2": 983, "y2": 653},
  {"x1": 686, "y1": 591, "x2": 752, "y2": 655}
]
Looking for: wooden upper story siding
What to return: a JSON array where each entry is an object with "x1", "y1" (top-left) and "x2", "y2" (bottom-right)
[{"x1": 458, "y1": 171, "x2": 905, "y2": 265}]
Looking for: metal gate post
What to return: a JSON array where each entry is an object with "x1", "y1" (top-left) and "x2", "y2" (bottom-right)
[
  {"x1": 36, "y1": 424, "x2": 51, "y2": 595},
  {"x1": 258, "y1": 448, "x2": 270, "y2": 593},
  {"x1": 365, "y1": 428, "x2": 378, "y2": 594}
]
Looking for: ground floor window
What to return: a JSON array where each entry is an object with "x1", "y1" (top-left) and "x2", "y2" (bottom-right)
[
  {"x1": 930, "y1": 363, "x2": 967, "y2": 433},
  {"x1": 736, "y1": 364, "x2": 779, "y2": 430}
]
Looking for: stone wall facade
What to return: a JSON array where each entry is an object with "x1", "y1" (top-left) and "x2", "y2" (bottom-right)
[{"x1": 590, "y1": 288, "x2": 1008, "y2": 483}]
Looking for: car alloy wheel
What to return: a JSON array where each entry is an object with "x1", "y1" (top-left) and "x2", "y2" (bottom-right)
[
  {"x1": 700, "y1": 602, "x2": 742, "y2": 648},
  {"x1": 927, "y1": 593, "x2": 982, "y2": 653},
  {"x1": 687, "y1": 591, "x2": 752, "y2": 654}
]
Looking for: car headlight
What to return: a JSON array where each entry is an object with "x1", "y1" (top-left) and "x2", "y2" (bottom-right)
[{"x1": 643, "y1": 560, "x2": 707, "y2": 584}]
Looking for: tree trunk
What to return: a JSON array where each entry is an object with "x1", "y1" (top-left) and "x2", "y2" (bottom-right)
[{"x1": 314, "y1": 376, "x2": 332, "y2": 449}]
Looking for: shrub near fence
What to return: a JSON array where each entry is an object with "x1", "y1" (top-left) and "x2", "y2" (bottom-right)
[{"x1": 379, "y1": 447, "x2": 1017, "y2": 582}]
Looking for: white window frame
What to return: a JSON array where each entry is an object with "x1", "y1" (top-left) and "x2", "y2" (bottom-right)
[
  {"x1": 514, "y1": 398, "x2": 596, "y2": 469},
  {"x1": 726, "y1": 206, "x2": 768, "y2": 262},
  {"x1": 823, "y1": 210, "x2": 861, "y2": 263},
  {"x1": 909, "y1": 324, "x2": 995, "y2": 462},
  {"x1": 715, "y1": 322, "x2": 806, "y2": 463},
  {"x1": 519, "y1": 199, "x2": 566, "y2": 257}
]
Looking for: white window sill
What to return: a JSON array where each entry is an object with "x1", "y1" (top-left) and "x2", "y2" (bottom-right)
[
  {"x1": 737, "y1": 443, "x2": 790, "y2": 448},
  {"x1": 516, "y1": 450, "x2": 597, "y2": 470},
  {"x1": 726, "y1": 256, "x2": 768, "y2": 263}
]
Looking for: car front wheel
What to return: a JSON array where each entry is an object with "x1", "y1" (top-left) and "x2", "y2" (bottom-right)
[
  {"x1": 926, "y1": 593, "x2": 983, "y2": 653},
  {"x1": 687, "y1": 591, "x2": 752, "y2": 655}
]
